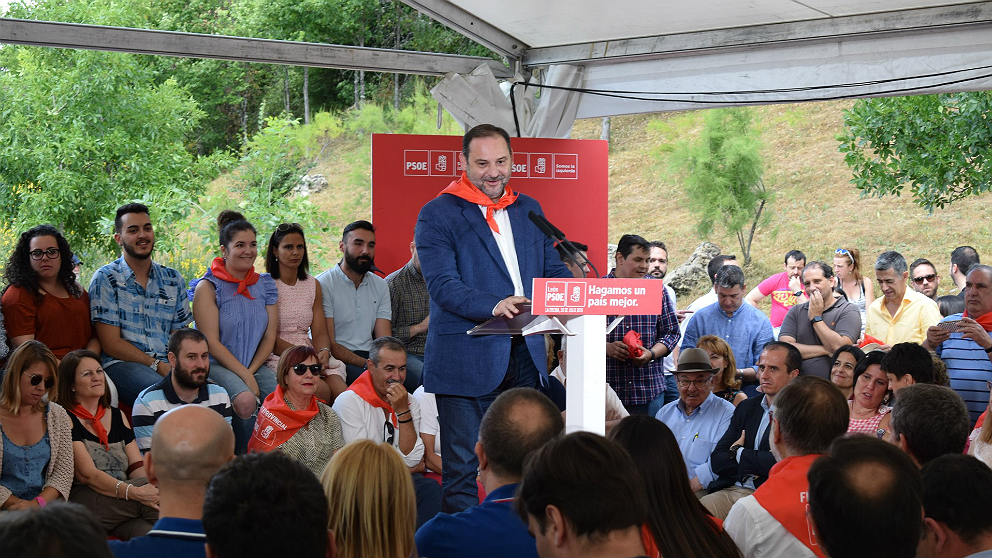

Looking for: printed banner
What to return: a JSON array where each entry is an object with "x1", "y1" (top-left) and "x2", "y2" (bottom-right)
[{"x1": 531, "y1": 278, "x2": 664, "y2": 315}]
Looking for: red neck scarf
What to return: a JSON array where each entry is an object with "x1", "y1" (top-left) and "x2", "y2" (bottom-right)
[
  {"x1": 347, "y1": 370, "x2": 396, "y2": 427},
  {"x1": 752, "y1": 454, "x2": 826, "y2": 558},
  {"x1": 963, "y1": 309, "x2": 992, "y2": 332},
  {"x1": 69, "y1": 404, "x2": 109, "y2": 450},
  {"x1": 439, "y1": 172, "x2": 518, "y2": 233},
  {"x1": 247, "y1": 385, "x2": 319, "y2": 453},
  {"x1": 209, "y1": 256, "x2": 259, "y2": 299}
]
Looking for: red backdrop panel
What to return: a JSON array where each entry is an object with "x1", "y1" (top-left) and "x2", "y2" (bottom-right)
[{"x1": 371, "y1": 133, "x2": 609, "y2": 277}]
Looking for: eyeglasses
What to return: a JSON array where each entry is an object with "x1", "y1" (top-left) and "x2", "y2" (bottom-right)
[
  {"x1": 29, "y1": 248, "x2": 60, "y2": 261},
  {"x1": 29, "y1": 374, "x2": 54, "y2": 389},
  {"x1": 676, "y1": 376, "x2": 713, "y2": 388},
  {"x1": 834, "y1": 248, "x2": 854, "y2": 265},
  {"x1": 291, "y1": 363, "x2": 322, "y2": 376},
  {"x1": 913, "y1": 274, "x2": 937, "y2": 284},
  {"x1": 383, "y1": 421, "x2": 395, "y2": 445},
  {"x1": 277, "y1": 222, "x2": 303, "y2": 233}
]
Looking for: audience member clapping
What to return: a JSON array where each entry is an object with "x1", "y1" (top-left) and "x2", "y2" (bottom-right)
[
  {"x1": 809, "y1": 436, "x2": 923, "y2": 558},
  {"x1": 697, "y1": 335, "x2": 746, "y2": 405},
  {"x1": 2, "y1": 224, "x2": 99, "y2": 359},
  {"x1": 610, "y1": 415, "x2": 741, "y2": 558},
  {"x1": 248, "y1": 346, "x2": 345, "y2": 477},
  {"x1": 0, "y1": 341, "x2": 72, "y2": 511},
  {"x1": 321, "y1": 439, "x2": 416, "y2": 558},
  {"x1": 891, "y1": 383, "x2": 970, "y2": 467},
  {"x1": 846, "y1": 350, "x2": 893, "y2": 438},
  {"x1": 0, "y1": 501, "x2": 112, "y2": 557},
  {"x1": 918, "y1": 454, "x2": 992, "y2": 558},
  {"x1": 204, "y1": 451, "x2": 331, "y2": 558},
  {"x1": 109, "y1": 405, "x2": 235, "y2": 558},
  {"x1": 264, "y1": 222, "x2": 347, "y2": 402},
  {"x1": 57, "y1": 349, "x2": 158, "y2": 538},
  {"x1": 828, "y1": 344, "x2": 865, "y2": 400},
  {"x1": 192, "y1": 210, "x2": 278, "y2": 451}
]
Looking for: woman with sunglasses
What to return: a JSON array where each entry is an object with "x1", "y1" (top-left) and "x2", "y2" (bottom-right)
[
  {"x1": 2, "y1": 224, "x2": 99, "y2": 360},
  {"x1": 0, "y1": 341, "x2": 73, "y2": 511},
  {"x1": 833, "y1": 247, "x2": 873, "y2": 337},
  {"x1": 264, "y1": 223, "x2": 346, "y2": 403},
  {"x1": 248, "y1": 346, "x2": 344, "y2": 477},
  {"x1": 56, "y1": 349, "x2": 158, "y2": 538}
]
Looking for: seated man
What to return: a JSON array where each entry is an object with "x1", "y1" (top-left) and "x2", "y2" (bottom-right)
[
  {"x1": 918, "y1": 454, "x2": 992, "y2": 558},
  {"x1": 516, "y1": 432, "x2": 649, "y2": 558},
  {"x1": 891, "y1": 383, "x2": 971, "y2": 467},
  {"x1": 131, "y1": 328, "x2": 233, "y2": 452},
  {"x1": 724, "y1": 376, "x2": 849, "y2": 557},
  {"x1": 202, "y1": 452, "x2": 330, "y2": 558},
  {"x1": 416, "y1": 388, "x2": 564, "y2": 558},
  {"x1": 332, "y1": 335, "x2": 439, "y2": 526},
  {"x1": 808, "y1": 436, "x2": 923, "y2": 558},
  {"x1": 882, "y1": 342, "x2": 936, "y2": 392},
  {"x1": 656, "y1": 348, "x2": 734, "y2": 495},
  {"x1": 385, "y1": 238, "x2": 429, "y2": 392},
  {"x1": 109, "y1": 405, "x2": 235, "y2": 558},
  {"x1": 702, "y1": 341, "x2": 801, "y2": 520}
]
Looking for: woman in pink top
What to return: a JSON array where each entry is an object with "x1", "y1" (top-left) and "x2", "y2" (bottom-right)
[
  {"x1": 847, "y1": 351, "x2": 892, "y2": 439},
  {"x1": 264, "y1": 223, "x2": 346, "y2": 403}
]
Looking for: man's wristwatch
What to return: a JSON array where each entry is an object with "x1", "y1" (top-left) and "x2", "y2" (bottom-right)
[
  {"x1": 811, "y1": 316, "x2": 824, "y2": 324},
  {"x1": 148, "y1": 359, "x2": 159, "y2": 371},
  {"x1": 984, "y1": 344, "x2": 992, "y2": 354}
]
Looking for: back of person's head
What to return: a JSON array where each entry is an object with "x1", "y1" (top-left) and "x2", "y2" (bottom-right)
[
  {"x1": 785, "y1": 249, "x2": 806, "y2": 264},
  {"x1": 321, "y1": 440, "x2": 415, "y2": 558},
  {"x1": 615, "y1": 234, "x2": 649, "y2": 258},
  {"x1": 149, "y1": 405, "x2": 234, "y2": 485},
  {"x1": 114, "y1": 202, "x2": 150, "y2": 234},
  {"x1": 556, "y1": 241, "x2": 588, "y2": 263},
  {"x1": 216, "y1": 210, "x2": 256, "y2": 248},
  {"x1": 875, "y1": 250, "x2": 908, "y2": 274},
  {"x1": 808, "y1": 436, "x2": 923, "y2": 558},
  {"x1": 714, "y1": 264, "x2": 746, "y2": 290},
  {"x1": 764, "y1": 340, "x2": 803, "y2": 373},
  {"x1": 773, "y1": 376, "x2": 849, "y2": 455},
  {"x1": 951, "y1": 246, "x2": 980, "y2": 276},
  {"x1": 0, "y1": 502, "x2": 111, "y2": 557},
  {"x1": 479, "y1": 387, "x2": 563, "y2": 479},
  {"x1": 922, "y1": 454, "x2": 992, "y2": 548},
  {"x1": 706, "y1": 254, "x2": 737, "y2": 283},
  {"x1": 881, "y1": 343, "x2": 934, "y2": 384},
  {"x1": 516, "y1": 431, "x2": 647, "y2": 543},
  {"x1": 609, "y1": 416, "x2": 741, "y2": 558},
  {"x1": 204, "y1": 452, "x2": 329, "y2": 558},
  {"x1": 937, "y1": 294, "x2": 965, "y2": 317},
  {"x1": 891, "y1": 383, "x2": 970, "y2": 466}
]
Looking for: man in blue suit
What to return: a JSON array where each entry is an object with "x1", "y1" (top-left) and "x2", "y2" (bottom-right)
[{"x1": 416, "y1": 124, "x2": 572, "y2": 512}]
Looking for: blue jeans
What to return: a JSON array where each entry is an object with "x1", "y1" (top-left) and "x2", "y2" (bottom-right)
[
  {"x1": 343, "y1": 350, "x2": 370, "y2": 385},
  {"x1": 436, "y1": 338, "x2": 539, "y2": 513},
  {"x1": 404, "y1": 353, "x2": 425, "y2": 393},
  {"x1": 105, "y1": 361, "x2": 164, "y2": 408},
  {"x1": 412, "y1": 472, "x2": 442, "y2": 528},
  {"x1": 209, "y1": 363, "x2": 277, "y2": 454}
]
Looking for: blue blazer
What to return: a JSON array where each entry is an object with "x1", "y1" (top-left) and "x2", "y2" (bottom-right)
[{"x1": 415, "y1": 191, "x2": 571, "y2": 397}]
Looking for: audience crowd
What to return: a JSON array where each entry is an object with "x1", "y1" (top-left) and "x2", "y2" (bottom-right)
[{"x1": 0, "y1": 125, "x2": 991, "y2": 557}]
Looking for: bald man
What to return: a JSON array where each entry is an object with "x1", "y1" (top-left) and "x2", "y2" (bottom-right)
[{"x1": 109, "y1": 405, "x2": 235, "y2": 558}]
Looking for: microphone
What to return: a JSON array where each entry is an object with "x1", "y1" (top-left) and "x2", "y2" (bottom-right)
[
  {"x1": 528, "y1": 211, "x2": 563, "y2": 241},
  {"x1": 528, "y1": 211, "x2": 599, "y2": 278}
]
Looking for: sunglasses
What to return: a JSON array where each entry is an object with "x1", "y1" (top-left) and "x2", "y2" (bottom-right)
[
  {"x1": 913, "y1": 274, "x2": 937, "y2": 284},
  {"x1": 29, "y1": 374, "x2": 54, "y2": 389},
  {"x1": 291, "y1": 363, "x2": 322, "y2": 375},
  {"x1": 29, "y1": 248, "x2": 61, "y2": 261},
  {"x1": 834, "y1": 248, "x2": 854, "y2": 265},
  {"x1": 383, "y1": 421, "x2": 395, "y2": 445}
]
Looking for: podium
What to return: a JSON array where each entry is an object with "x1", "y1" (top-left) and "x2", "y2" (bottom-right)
[{"x1": 471, "y1": 278, "x2": 665, "y2": 435}]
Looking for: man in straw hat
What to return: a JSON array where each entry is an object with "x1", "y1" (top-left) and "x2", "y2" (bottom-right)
[{"x1": 656, "y1": 347, "x2": 736, "y2": 496}]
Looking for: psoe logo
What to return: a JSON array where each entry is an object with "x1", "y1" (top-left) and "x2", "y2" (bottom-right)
[
  {"x1": 544, "y1": 281, "x2": 567, "y2": 307},
  {"x1": 565, "y1": 281, "x2": 586, "y2": 307},
  {"x1": 260, "y1": 425, "x2": 274, "y2": 439}
]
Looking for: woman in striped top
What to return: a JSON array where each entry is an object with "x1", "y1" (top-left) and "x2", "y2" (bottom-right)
[{"x1": 847, "y1": 351, "x2": 893, "y2": 440}]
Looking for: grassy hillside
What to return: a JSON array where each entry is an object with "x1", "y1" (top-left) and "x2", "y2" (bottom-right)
[{"x1": 250, "y1": 99, "x2": 991, "y2": 302}]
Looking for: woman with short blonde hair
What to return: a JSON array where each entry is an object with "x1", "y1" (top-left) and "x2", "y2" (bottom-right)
[{"x1": 321, "y1": 439, "x2": 416, "y2": 558}]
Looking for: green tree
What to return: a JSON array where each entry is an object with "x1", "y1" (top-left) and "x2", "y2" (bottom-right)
[
  {"x1": 838, "y1": 92, "x2": 992, "y2": 211},
  {"x1": 668, "y1": 107, "x2": 770, "y2": 266}
]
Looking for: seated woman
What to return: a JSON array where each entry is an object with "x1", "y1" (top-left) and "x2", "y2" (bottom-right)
[
  {"x1": 249, "y1": 346, "x2": 345, "y2": 477},
  {"x1": 57, "y1": 349, "x2": 158, "y2": 539},
  {"x1": 698, "y1": 335, "x2": 746, "y2": 406},
  {"x1": 193, "y1": 210, "x2": 278, "y2": 450},
  {"x1": 833, "y1": 247, "x2": 873, "y2": 338},
  {"x1": 0, "y1": 341, "x2": 72, "y2": 511},
  {"x1": 264, "y1": 223, "x2": 346, "y2": 403},
  {"x1": 321, "y1": 439, "x2": 416, "y2": 558},
  {"x1": 829, "y1": 345, "x2": 865, "y2": 400},
  {"x1": 847, "y1": 351, "x2": 892, "y2": 439},
  {"x1": 2, "y1": 224, "x2": 98, "y2": 359},
  {"x1": 610, "y1": 415, "x2": 741, "y2": 558}
]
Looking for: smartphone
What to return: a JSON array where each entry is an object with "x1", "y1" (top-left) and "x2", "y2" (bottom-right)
[{"x1": 938, "y1": 320, "x2": 962, "y2": 331}]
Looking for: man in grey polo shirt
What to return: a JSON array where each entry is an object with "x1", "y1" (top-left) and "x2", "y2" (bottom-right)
[
  {"x1": 316, "y1": 220, "x2": 392, "y2": 384},
  {"x1": 779, "y1": 261, "x2": 861, "y2": 379}
]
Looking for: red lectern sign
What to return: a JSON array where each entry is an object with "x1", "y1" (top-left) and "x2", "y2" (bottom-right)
[
  {"x1": 531, "y1": 278, "x2": 664, "y2": 315},
  {"x1": 371, "y1": 134, "x2": 608, "y2": 276}
]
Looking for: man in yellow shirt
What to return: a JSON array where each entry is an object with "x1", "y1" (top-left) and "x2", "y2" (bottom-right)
[{"x1": 866, "y1": 251, "x2": 941, "y2": 346}]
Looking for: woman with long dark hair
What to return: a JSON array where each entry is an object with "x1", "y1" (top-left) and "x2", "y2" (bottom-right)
[
  {"x1": 2, "y1": 224, "x2": 97, "y2": 359},
  {"x1": 610, "y1": 415, "x2": 741, "y2": 558}
]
